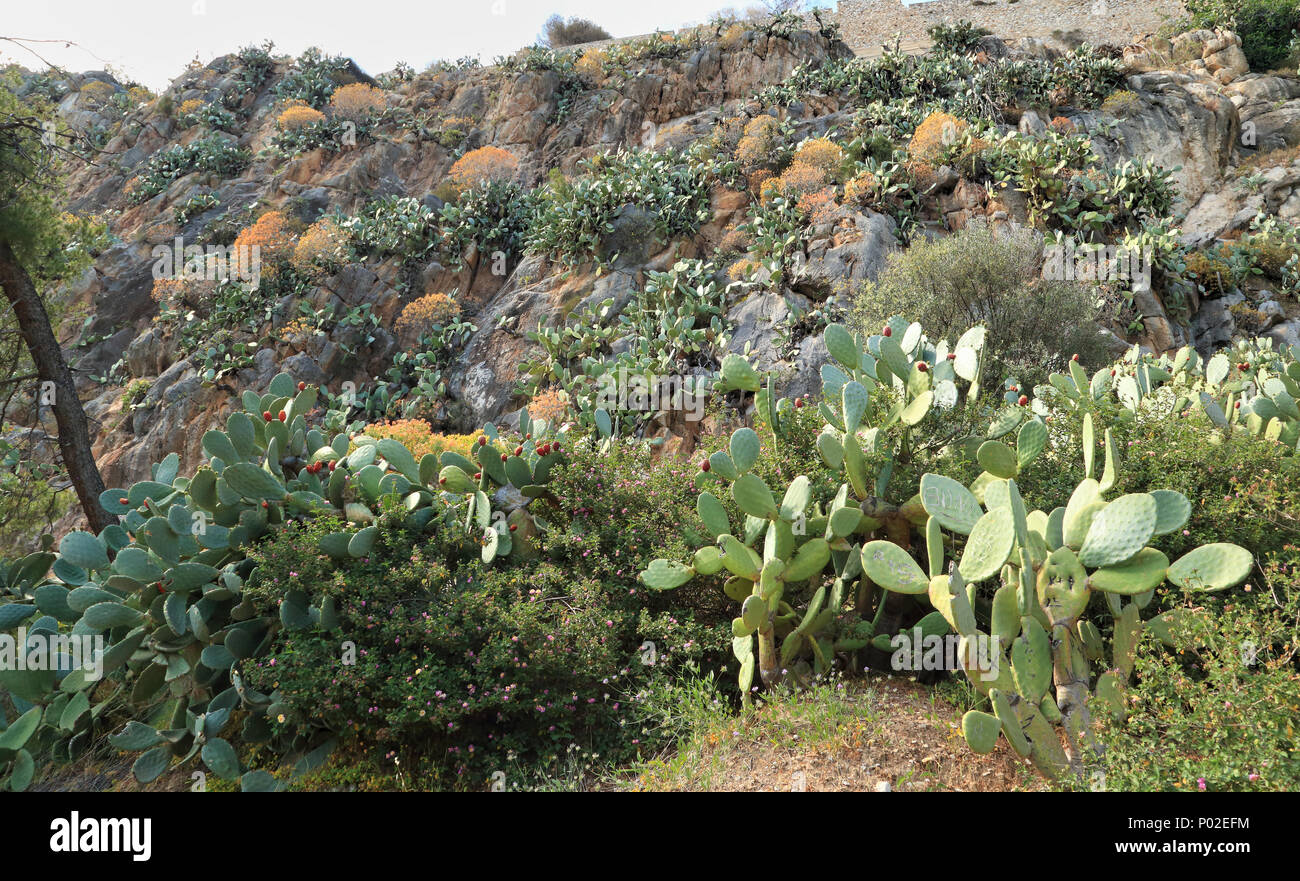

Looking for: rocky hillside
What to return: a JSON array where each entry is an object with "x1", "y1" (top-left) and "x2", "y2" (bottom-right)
[{"x1": 18, "y1": 17, "x2": 1300, "y2": 527}]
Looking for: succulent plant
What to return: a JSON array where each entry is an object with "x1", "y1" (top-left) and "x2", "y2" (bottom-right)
[
  {"x1": 935, "y1": 412, "x2": 1254, "y2": 778},
  {"x1": 0, "y1": 373, "x2": 565, "y2": 791},
  {"x1": 1044, "y1": 339, "x2": 1300, "y2": 454},
  {"x1": 642, "y1": 317, "x2": 1045, "y2": 699}
]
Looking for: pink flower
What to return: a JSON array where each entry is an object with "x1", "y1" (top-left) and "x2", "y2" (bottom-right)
[{"x1": 1197, "y1": 777, "x2": 1207, "y2": 791}]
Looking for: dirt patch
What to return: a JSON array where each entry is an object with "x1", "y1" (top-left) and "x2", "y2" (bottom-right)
[{"x1": 623, "y1": 677, "x2": 1045, "y2": 791}]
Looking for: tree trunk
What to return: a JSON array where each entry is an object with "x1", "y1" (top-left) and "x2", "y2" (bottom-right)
[{"x1": 0, "y1": 241, "x2": 117, "y2": 535}]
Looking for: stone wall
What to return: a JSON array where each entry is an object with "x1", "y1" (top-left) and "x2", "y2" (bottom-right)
[
  {"x1": 832, "y1": 0, "x2": 1189, "y2": 51},
  {"x1": 559, "y1": 1, "x2": 1191, "y2": 58}
]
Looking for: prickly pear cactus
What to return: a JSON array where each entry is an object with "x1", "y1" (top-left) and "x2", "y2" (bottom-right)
[
  {"x1": 1044, "y1": 338, "x2": 1300, "y2": 454},
  {"x1": 936, "y1": 413, "x2": 1254, "y2": 779},
  {"x1": 641, "y1": 318, "x2": 1044, "y2": 700},
  {"x1": 0, "y1": 374, "x2": 566, "y2": 791}
]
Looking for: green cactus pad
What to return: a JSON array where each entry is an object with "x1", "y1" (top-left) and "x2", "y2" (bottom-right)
[
  {"x1": 828, "y1": 506, "x2": 861, "y2": 538},
  {"x1": 824, "y1": 323, "x2": 859, "y2": 369},
  {"x1": 719, "y1": 535, "x2": 761, "y2": 580},
  {"x1": 723, "y1": 576, "x2": 753, "y2": 602},
  {"x1": 1016, "y1": 419, "x2": 1047, "y2": 467},
  {"x1": 991, "y1": 583, "x2": 1021, "y2": 645},
  {"x1": 738, "y1": 653, "x2": 755, "y2": 697},
  {"x1": 976, "y1": 440, "x2": 1018, "y2": 479},
  {"x1": 222, "y1": 463, "x2": 288, "y2": 501},
  {"x1": 990, "y1": 689, "x2": 1031, "y2": 757},
  {"x1": 842, "y1": 381, "x2": 869, "y2": 432},
  {"x1": 1098, "y1": 428, "x2": 1119, "y2": 493},
  {"x1": 82, "y1": 601, "x2": 144, "y2": 630},
  {"x1": 1077, "y1": 619, "x2": 1105, "y2": 660},
  {"x1": 641, "y1": 559, "x2": 694, "y2": 590},
  {"x1": 816, "y1": 432, "x2": 844, "y2": 469},
  {"x1": 707, "y1": 451, "x2": 739, "y2": 482},
  {"x1": 900, "y1": 391, "x2": 933, "y2": 426},
  {"x1": 1149, "y1": 489, "x2": 1191, "y2": 536},
  {"x1": 1113, "y1": 601, "x2": 1140, "y2": 677},
  {"x1": 1166, "y1": 543, "x2": 1254, "y2": 592},
  {"x1": 784, "y1": 538, "x2": 830, "y2": 582},
  {"x1": 779, "y1": 475, "x2": 812, "y2": 521},
  {"x1": 842, "y1": 431, "x2": 867, "y2": 498},
  {"x1": 1088, "y1": 547, "x2": 1169, "y2": 595},
  {"x1": 1011, "y1": 617, "x2": 1051, "y2": 703},
  {"x1": 58, "y1": 531, "x2": 109, "y2": 572},
  {"x1": 961, "y1": 710, "x2": 1003, "y2": 754},
  {"x1": 731, "y1": 474, "x2": 778, "y2": 520},
  {"x1": 949, "y1": 575, "x2": 979, "y2": 636},
  {"x1": 719, "y1": 354, "x2": 762, "y2": 392},
  {"x1": 693, "y1": 546, "x2": 724, "y2": 576},
  {"x1": 1037, "y1": 547, "x2": 1090, "y2": 624},
  {"x1": 1145, "y1": 608, "x2": 1188, "y2": 648},
  {"x1": 926, "y1": 516, "x2": 944, "y2": 577},
  {"x1": 729, "y1": 428, "x2": 761, "y2": 473},
  {"x1": 928, "y1": 575, "x2": 955, "y2": 629},
  {"x1": 958, "y1": 507, "x2": 1015, "y2": 583},
  {"x1": 919, "y1": 473, "x2": 982, "y2": 534},
  {"x1": 1094, "y1": 671, "x2": 1126, "y2": 721},
  {"x1": 697, "y1": 492, "x2": 730, "y2": 537},
  {"x1": 741, "y1": 594, "x2": 767, "y2": 631},
  {"x1": 879, "y1": 336, "x2": 911, "y2": 380},
  {"x1": 983, "y1": 478, "x2": 1009, "y2": 511},
  {"x1": 732, "y1": 634, "x2": 753, "y2": 663},
  {"x1": 1078, "y1": 493, "x2": 1157, "y2": 569},
  {"x1": 861, "y1": 540, "x2": 928, "y2": 594},
  {"x1": 1062, "y1": 479, "x2": 1102, "y2": 549}
]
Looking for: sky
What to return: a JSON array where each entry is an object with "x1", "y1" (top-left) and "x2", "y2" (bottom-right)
[{"x1": 0, "y1": 0, "x2": 845, "y2": 91}]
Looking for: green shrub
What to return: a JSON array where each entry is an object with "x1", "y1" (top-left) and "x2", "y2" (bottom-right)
[
  {"x1": 1094, "y1": 544, "x2": 1299, "y2": 791},
  {"x1": 541, "y1": 14, "x2": 612, "y2": 47},
  {"x1": 927, "y1": 20, "x2": 991, "y2": 54},
  {"x1": 850, "y1": 221, "x2": 1107, "y2": 387},
  {"x1": 239, "y1": 442, "x2": 728, "y2": 788}
]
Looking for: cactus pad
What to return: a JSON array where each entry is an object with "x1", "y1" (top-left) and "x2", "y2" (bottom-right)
[
  {"x1": 958, "y1": 506, "x2": 1015, "y2": 583},
  {"x1": 961, "y1": 710, "x2": 1003, "y2": 754},
  {"x1": 919, "y1": 473, "x2": 982, "y2": 534},
  {"x1": 976, "y1": 440, "x2": 1018, "y2": 479},
  {"x1": 1149, "y1": 489, "x2": 1191, "y2": 536},
  {"x1": 1088, "y1": 547, "x2": 1169, "y2": 594},
  {"x1": 642, "y1": 559, "x2": 694, "y2": 590},
  {"x1": 1166, "y1": 543, "x2": 1253, "y2": 592},
  {"x1": 861, "y1": 540, "x2": 928, "y2": 594},
  {"x1": 1078, "y1": 492, "x2": 1158, "y2": 568}
]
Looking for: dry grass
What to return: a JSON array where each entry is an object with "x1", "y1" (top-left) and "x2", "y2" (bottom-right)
[
  {"x1": 614, "y1": 676, "x2": 1044, "y2": 792},
  {"x1": 1236, "y1": 143, "x2": 1300, "y2": 176}
]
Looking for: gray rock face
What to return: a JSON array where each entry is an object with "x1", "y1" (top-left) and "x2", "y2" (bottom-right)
[
  {"x1": 1085, "y1": 77, "x2": 1237, "y2": 208},
  {"x1": 724, "y1": 291, "x2": 808, "y2": 371},
  {"x1": 1229, "y1": 75, "x2": 1300, "y2": 153},
  {"x1": 1265, "y1": 319, "x2": 1300, "y2": 348},
  {"x1": 599, "y1": 205, "x2": 661, "y2": 268},
  {"x1": 795, "y1": 211, "x2": 897, "y2": 299},
  {"x1": 1191, "y1": 291, "x2": 1245, "y2": 356}
]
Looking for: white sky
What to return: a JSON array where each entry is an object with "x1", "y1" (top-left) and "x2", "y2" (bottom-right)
[{"x1": 0, "y1": 0, "x2": 835, "y2": 91}]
